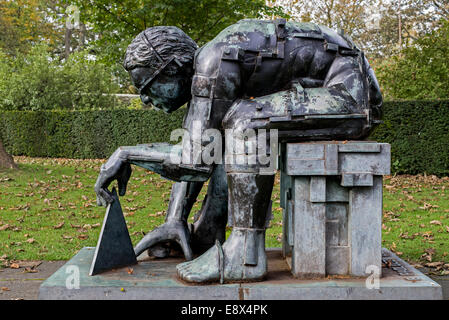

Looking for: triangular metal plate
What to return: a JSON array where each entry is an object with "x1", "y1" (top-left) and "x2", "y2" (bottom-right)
[{"x1": 89, "y1": 188, "x2": 137, "y2": 276}]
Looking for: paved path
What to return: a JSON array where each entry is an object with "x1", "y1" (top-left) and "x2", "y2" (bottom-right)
[{"x1": 0, "y1": 261, "x2": 65, "y2": 300}]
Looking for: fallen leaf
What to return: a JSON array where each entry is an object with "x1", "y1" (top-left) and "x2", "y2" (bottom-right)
[
  {"x1": 77, "y1": 234, "x2": 88, "y2": 240},
  {"x1": 1, "y1": 287, "x2": 10, "y2": 291},
  {"x1": 430, "y1": 220, "x2": 442, "y2": 226},
  {"x1": 10, "y1": 263, "x2": 20, "y2": 269},
  {"x1": 24, "y1": 267, "x2": 38, "y2": 273},
  {"x1": 426, "y1": 261, "x2": 444, "y2": 268},
  {"x1": 127, "y1": 267, "x2": 134, "y2": 275},
  {"x1": 18, "y1": 261, "x2": 41, "y2": 268},
  {"x1": 53, "y1": 222, "x2": 65, "y2": 229},
  {"x1": 26, "y1": 238, "x2": 36, "y2": 244}
]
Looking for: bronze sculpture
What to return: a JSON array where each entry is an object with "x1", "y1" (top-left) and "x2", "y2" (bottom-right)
[{"x1": 94, "y1": 18, "x2": 382, "y2": 284}]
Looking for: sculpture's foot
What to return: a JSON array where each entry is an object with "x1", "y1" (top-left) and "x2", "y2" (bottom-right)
[
  {"x1": 176, "y1": 228, "x2": 267, "y2": 284},
  {"x1": 134, "y1": 220, "x2": 193, "y2": 261}
]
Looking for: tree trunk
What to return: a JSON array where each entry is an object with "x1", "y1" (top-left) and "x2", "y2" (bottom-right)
[
  {"x1": 80, "y1": 23, "x2": 87, "y2": 48},
  {"x1": 65, "y1": 27, "x2": 72, "y2": 60},
  {"x1": 0, "y1": 139, "x2": 17, "y2": 169}
]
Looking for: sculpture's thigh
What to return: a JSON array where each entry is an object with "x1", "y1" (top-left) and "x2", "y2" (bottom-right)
[{"x1": 223, "y1": 93, "x2": 368, "y2": 142}]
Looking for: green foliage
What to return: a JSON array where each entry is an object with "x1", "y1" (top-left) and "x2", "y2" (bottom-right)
[
  {"x1": 376, "y1": 20, "x2": 449, "y2": 100},
  {"x1": 0, "y1": 0, "x2": 62, "y2": 56},
  {"x1": 0, "y1": 45, "x2": 121, "y2": 111},
  {"x1": 369, "y1": 100, "x2": 449, "y2": 176},
  {"x1": 0, "y1": 109, "x2": 185, "y2": 159},
  {"x1": 75, "y1": 0, "x2": 287, "y2": 68}
]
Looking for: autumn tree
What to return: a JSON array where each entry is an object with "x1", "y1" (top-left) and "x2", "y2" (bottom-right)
[
  {"x1": 376, "y1": 19, "x2": 449, "y2": 100},
  {"x1": 0, "y1": 0, "x2": 62, "y2": 55}
]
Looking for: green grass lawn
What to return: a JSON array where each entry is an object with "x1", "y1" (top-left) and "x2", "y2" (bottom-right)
[{"x1": 1, "y1": 157, "x2": 449, "y2": 272}]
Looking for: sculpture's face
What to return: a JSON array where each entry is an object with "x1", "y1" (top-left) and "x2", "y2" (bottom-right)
[{"x1": 130, "y1": 67, "x2": 191, "y2": 113}]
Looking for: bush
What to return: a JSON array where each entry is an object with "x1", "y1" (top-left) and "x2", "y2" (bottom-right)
[
  {"x1": 369, "y1": 100, "x2": 449, "y2": 176},
  {"x1": 0, "y1": 45, "x2": 122, "y2": 111},
  {"x1": 1, "y1": 100, "x2": 449, "y2": 176},
  {"x1": 376, "y1": 20, "x2": 449, "y2": 101},
  {"x1": 0, "y1": 109, "x2": 185, "y2": 159}
]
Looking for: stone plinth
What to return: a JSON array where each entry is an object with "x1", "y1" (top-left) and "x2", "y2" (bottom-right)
[{"x1": 38, "y1": 247, "x2": 442, "y2": 300}]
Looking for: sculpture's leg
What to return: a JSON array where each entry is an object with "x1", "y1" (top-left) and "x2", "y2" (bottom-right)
[
  {"x1": 134, "y1": 180, "x2": 203, "y2": 260},
  {"x1": 190, "y1": 164, "x2": 228, "y2": 253},
  {"x1": 176, "y1": 172, "x2": 274, "y2": 283},
  {"x1": 134, "y1": 164, "x2": 228, "y2": 259}
]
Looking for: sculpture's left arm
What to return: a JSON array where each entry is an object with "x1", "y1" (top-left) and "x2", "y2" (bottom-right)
[
  {"x1": 222, "y1": 53, "x2": 382, "y2": 141},
  {"x1": 323, "y1": 54, "x2": 383, "y2": 120}
]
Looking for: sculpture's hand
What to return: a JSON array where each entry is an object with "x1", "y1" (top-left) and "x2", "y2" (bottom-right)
[
  {"x1": 95, "y1": 148, "x2": 132, "y2": 207},
  {"x1": 134, "y1": 220, "x2": 193, "y2": 261}
]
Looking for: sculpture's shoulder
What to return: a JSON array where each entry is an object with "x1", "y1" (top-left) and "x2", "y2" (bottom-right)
[
  {"x1": 193, "y1": 19, "x2": 275, "y2": 73},
  {"x1": 199, "y1": 19, "x2": 358, "y2": 54},
  {"x1": 212, "y1": 19, "x2": 276, "y2": 44},
  {"x1": 286, "y1": 21, "x2": 357, "y2": 51}
]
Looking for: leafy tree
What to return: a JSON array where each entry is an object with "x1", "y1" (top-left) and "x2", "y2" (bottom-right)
[
  {"x1": 0, "y1": 45, "x2": 121, "y2": 111},
  {"x1": 74, "y1": 0, "x2": 286, "y2": 87},
  {"x1": 267, "y1": 0, "x2": 449, "y2": 60},
  {"x1": 376, "y1": 20, "x2": 449, "y2": 100},
  {"x1": 0, "y1": 0, "x2": 62, "y2": 55}
]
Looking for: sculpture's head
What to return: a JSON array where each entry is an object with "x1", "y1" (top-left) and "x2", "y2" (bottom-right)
[{"x1": 123, "y1": 26, "x2": 198, "y2": 113}]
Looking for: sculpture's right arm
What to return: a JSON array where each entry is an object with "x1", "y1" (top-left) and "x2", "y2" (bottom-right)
[{"x1": 94, "y1": 143, "x2": 209, "y2": 206}]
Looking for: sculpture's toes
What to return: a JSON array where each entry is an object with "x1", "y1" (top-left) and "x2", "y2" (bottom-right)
[
  {"x1": 176, "y1": 244, "x2": 220, "y2": 283},
  {"x1": 134, "y1": 227, "x2": 166, "y2": 257}
]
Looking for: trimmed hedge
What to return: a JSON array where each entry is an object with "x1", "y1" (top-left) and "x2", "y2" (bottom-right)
[
  {"x1": 369, "y1": 100, "x2": 449, "y2": 176},
  {"x1": 1, "y1": 100, "x2": 449, "y2": 175},
  {"x1": 0, "y1": 109, "x2": 185, "y2": 159}
]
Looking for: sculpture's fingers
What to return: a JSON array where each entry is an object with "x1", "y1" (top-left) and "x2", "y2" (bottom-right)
[
  {"x1": 96, "y1": 195, "x2": 107, "y2": 207},
  {"x1": 98, "y1": 188, "x2": 114, "y2": 204},
  {"x1": 118, "y1": 163, "x2": 132, "y2": 197},
  {"x1": 134, "y1": 227, "x2": 167, "y2": 257},
  {"x1": 94, "y1": 167, "x2": 113, "y2": 203}
]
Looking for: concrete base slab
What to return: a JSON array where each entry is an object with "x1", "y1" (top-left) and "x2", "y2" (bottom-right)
[{"x1": 38, "y1": 247, "x2": 442, "y2": 300}]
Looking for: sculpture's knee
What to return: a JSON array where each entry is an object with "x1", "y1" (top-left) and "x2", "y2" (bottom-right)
[
  {"x1": 222, "y1": 99, "x2": 254, "y2": 132},
  {"x1": 222, "y1": 100, "x2": 272, "y2": 174}
]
